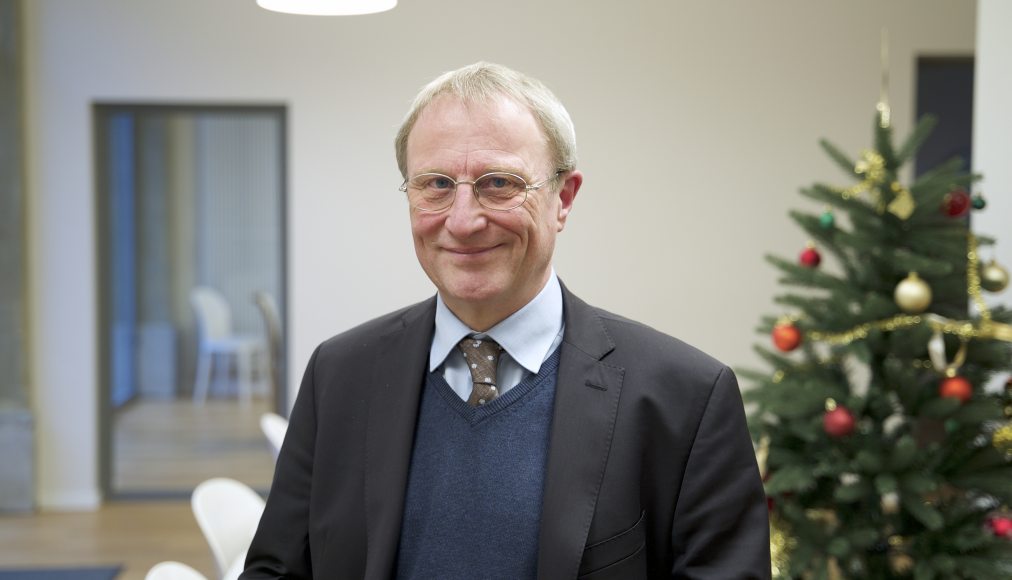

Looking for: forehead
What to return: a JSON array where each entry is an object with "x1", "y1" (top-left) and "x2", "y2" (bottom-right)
[{"x1": 405, "y1": 94, "x2": 549, "y2": 173}]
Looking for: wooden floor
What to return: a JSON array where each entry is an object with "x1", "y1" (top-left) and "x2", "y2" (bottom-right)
[
  {"x1": 0, "y1": 398, "x2": 279, "y2": 579},
  {"x1": 113, "y1": 398, "x2": 275, "y2": 494},
  {"x1": 0, "y1": 500, "x2": 216, "y2": 580}
]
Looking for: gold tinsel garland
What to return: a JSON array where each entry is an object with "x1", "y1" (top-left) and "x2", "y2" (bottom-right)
[
  {"x1": 769, "y1": 515, "x2": 795, "y2": 578},
  {"x1": 833, "y1": 149, "x2": 916, "y2": 220}
]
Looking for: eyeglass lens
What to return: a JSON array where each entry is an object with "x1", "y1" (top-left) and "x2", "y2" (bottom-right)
[{"x1": 406, "y1": 172, "x2": 528, "y2": 210}]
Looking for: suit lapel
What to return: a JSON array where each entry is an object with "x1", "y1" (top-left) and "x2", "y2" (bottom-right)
[
  {"x1": 537, "y1": 285, "x2": 626, "y2": 580},
  {"x1": 363, "y1": 298, "x2": 436, "y2": 580}
]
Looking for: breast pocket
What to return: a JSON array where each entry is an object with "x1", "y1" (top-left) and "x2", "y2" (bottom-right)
[{"x1": 576, "y1": 511, "x2": 647, "y2": 579}]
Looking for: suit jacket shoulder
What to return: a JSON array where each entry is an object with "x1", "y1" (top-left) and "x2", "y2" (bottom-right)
[
  {"x1": 592, "y1": 305, "x2": 727, "y2": 376},
  {"x1": 314, "y1": 297, "x2": 436, "y2": 368}
]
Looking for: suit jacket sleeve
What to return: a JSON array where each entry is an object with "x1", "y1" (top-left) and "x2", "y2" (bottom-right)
[
  {"x1": 240, "y1": 345, "x2": 320, "y2": 579},
  {"x1": 669, "y1": 366, "x2": 770, "y2": 578}
]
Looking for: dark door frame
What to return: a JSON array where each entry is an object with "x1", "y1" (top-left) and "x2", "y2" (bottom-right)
[{"x1": 93, "y1": 102, "x2": 289, "y2": 500}]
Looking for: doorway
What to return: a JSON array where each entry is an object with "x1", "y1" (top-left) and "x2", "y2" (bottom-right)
[{"x1": 95, "y1": 104, "x2": 287, "y2": 498}]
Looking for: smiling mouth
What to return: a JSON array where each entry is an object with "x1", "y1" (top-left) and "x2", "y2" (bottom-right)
[{"x1": 445, "y1": 245, "x2": 498, "y2": 255}]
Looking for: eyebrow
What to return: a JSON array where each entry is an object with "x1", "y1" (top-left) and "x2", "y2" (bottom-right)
[{"x1": 410, "y1": 166, "x2": 530, "y2": 179}]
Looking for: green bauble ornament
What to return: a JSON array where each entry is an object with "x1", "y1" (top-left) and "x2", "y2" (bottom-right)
[
  {"x1": 972, "y1": 193, "x2": 987, "y2": 210},
  {"x1": 819, "y1": 209, "x2": 835, "y2": 230}
]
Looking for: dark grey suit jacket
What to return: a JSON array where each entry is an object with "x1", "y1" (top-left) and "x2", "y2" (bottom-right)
[{"x1": 242, "y1": 285, "x2": 770, "y2": 579}]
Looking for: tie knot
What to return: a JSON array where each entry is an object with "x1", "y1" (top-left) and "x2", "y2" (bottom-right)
[
  {"x1": 457, "y1": 337, "x2": 503, "y2": 385},
  {"x1": 457, "y1": 337, "x2": 503, "y2": 407}
]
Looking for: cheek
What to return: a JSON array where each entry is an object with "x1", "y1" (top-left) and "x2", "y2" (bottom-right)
[{"x1": 410, "y1": 214, "x2": 441, "y2": 241}]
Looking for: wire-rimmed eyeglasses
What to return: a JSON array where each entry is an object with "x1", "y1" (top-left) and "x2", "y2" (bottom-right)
[{"x1": 399, "y1": 171, "x2": 559, "y2": 212}]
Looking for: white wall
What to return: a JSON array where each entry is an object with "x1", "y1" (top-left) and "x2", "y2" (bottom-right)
[
  {"x1": 974, "y1": 0, "x2": 1012, "y2": 315},
  {"x1": 25, "y1": 0, "x2": 982, "y2": 508}
]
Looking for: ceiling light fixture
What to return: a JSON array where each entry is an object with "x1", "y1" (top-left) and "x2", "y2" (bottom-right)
[{"x1": 257, "y1": 0, "x2": 397, "y2": 16}]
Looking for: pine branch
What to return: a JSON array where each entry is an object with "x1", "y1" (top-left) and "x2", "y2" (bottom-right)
[
  {"x1": 765, "y1": 464, "x2": 817, "y2": 494},
  {"x1": 773, "y1": 293, "x2": 836, "y2": 322},
  {"x1": 949, "y1": 472, "x2": 1012, "y2": 500},
  {"x1": 766, "y1": 254, "x2": 855, "y2": 295},
  {"x1": 800, "y1": 184, "x2": 881, "y2": 219},
  {"x1": 895, "y1": 114, "x2": 938, "y2": 164},
  {"x1": 951, "y1": 399, "x2": 1004, "y2": 423},
  {"x1": 819, "y1": 138, "x2": 857, "y2": 177},
  {"x1": 886, "y1": 248, "x2": 955, "y2": 278},
  {"x1": 888, "y1": 436, "x2": 918, "y2": 471},
  {"x1": 901, "y1": 494, "x2": 944, "y2": 530},
  {"x1": 736, "y1": 367, "x2": 772, "y2": 385},
  {"x1": 874, "y1": 115, "x2": 898, "y2": 169},
  {"x1": 752, "y1": 344, "x2": 800, "y2": 371}
]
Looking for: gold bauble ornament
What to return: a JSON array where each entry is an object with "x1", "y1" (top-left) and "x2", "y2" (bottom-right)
[
  {"x1": 981, "y1": 260, "x2": 1010, "y2": 293},
  {"x1": 889, "y1": 552, "x2": 914, "y2": 575},
  {"x1": 881, "y1": 491, "x2": 900, "y2": 514},
  {"x1": 894, "y1": 272, "x2": 932, "y2": 314}
]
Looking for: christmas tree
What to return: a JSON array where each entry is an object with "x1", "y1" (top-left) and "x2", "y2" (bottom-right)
[{"x1": 742, "y1": 106, "x2": 1012, "y2": 579}]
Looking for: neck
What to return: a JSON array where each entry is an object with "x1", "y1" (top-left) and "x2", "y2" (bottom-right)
[
  {"x1": 442, "y1": 273, "x2": 552, "y2": 332},
  {"x1": 444, "y1": 299, "x2": 519, "y2": 333}
]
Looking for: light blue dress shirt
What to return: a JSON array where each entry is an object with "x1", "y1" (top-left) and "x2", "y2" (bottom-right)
[{"x1": 429, "y1": 271, "x2": 565, "y2": 401}]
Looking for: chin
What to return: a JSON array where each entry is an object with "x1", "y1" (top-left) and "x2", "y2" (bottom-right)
[{"x1": 439, "y1": 275, "x2": 509, "y2": 306}]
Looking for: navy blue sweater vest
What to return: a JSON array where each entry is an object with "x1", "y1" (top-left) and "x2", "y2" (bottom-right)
[{"x1": 395, "y1": 348, "x2": 562, "y2": 580}]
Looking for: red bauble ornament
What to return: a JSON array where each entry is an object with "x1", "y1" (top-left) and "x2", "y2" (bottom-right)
[
  {"x1": 823, "y1": 403, "x2": 856, "y2": 437},
  {"x1": 989, "y1": 516, "x2": 1012, "y2": 538},
  {"x1": 939, "y1": 375, "x2": 973, "y2": 403},
  {"x1": 942, "y1": 189, "x2": 971, "y2": 217},
  {"x1": 772, "y1": 322, "x2": 802, "y2": 352},
  {"x1": 799, "y1": 245, "x2": 822, "y2": 268}
]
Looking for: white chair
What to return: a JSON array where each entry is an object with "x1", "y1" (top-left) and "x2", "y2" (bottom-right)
[
  {"x1": 259, "y1": 412, "x2": 289, "y2": 459},
  {"x1": 223, "y1": 547, "x2": 249, "y2": 580},
  {"x1": 191, "y1": 286, "x2": 267, "y2": 405},
  {"x1": 145, "y1": 561, "x2": 209, "y2": 580},
  {"x1": 191, "y1": 477, "x2": 266, "y2": 579}
]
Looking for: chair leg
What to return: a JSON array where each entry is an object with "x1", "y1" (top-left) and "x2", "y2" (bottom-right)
[
  {"x1": 255, "y1": 347, "x2": 270, "y2": 397},
  {"x1": 194, "y1": 350, "x2": 212, "y2": 404},
  {"x1": 237, "y1": 350, "x2": 253, "y2": 406}
]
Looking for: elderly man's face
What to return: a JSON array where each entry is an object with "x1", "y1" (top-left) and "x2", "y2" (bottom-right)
[{"x1": 405, "y1": 94, "x2": 580, "y2": 329}]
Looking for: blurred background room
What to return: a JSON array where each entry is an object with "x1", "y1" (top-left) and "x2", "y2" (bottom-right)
[{"x1": 1, "y1": 0, "x2": 1009, "y2": 578}]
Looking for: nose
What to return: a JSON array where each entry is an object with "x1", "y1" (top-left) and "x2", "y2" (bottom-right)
[{"x1": 443, "y1": 182, "x2": 487, "y2": 237}]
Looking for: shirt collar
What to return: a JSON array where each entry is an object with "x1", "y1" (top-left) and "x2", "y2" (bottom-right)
[{"x1": 429, "y1": 270, "x2": 564, "y2": 374}]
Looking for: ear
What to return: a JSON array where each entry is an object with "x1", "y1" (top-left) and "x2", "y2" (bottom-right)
[{"x1": 555, "y1": 170, "x2": 582, "y2": 232}]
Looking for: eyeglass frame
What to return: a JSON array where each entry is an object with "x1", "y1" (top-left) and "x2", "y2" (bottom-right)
[{"x1": 398, "y1": 170, "x2": 563, "y2": 212}]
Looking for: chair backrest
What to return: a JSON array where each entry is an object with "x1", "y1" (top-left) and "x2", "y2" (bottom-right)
[
  {"x1": 145, "y1": 561, "x2": 209, "y2": 580},
  {"x1": 222, "y1": 546, "x2": 249, "y2": 580},
  {"x1": 259, "y1": 412, "x2": 289, "y2": 459},
  {"x1": 252, "y1": 291, "x2": 281, "y2": 348},
  {"x1": 191, "y1": 477, "x2": 266, "y2": 578},
  {"x1": 191, "y1": 286, "x2": 233, "y2": 341},
  {"x1": 252, "y1": 290, "x2": 283, "y2": 402}
]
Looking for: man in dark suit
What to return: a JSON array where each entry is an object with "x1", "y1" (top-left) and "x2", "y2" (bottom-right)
[{"x1": 242, "y1": 62, "x2": 770, "y2": 579}]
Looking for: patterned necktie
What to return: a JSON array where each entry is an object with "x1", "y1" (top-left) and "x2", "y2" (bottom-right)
[{"x1": 457, "y1": 337, "x2": 504, "y2": 407}]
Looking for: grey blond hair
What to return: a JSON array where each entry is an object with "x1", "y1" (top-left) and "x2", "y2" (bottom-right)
[{"x1": 394, "y1": 62, "x2": 578, "y2": 179}]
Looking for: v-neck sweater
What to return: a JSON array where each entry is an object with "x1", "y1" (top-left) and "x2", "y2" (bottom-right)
[{"x1": 394, "y1": 347, "x2": 562, "y2": 580}]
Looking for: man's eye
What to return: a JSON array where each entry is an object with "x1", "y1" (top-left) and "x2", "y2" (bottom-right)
[
  {"x1": 478, "y1": 174, "x2": 522, "y2": 192},
  {"x1": 410, "y1": 175, "x2": 454, "y2": 191},
  {"x1": 429, "y1": 177, "x2": 454, "y2": 190}
]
